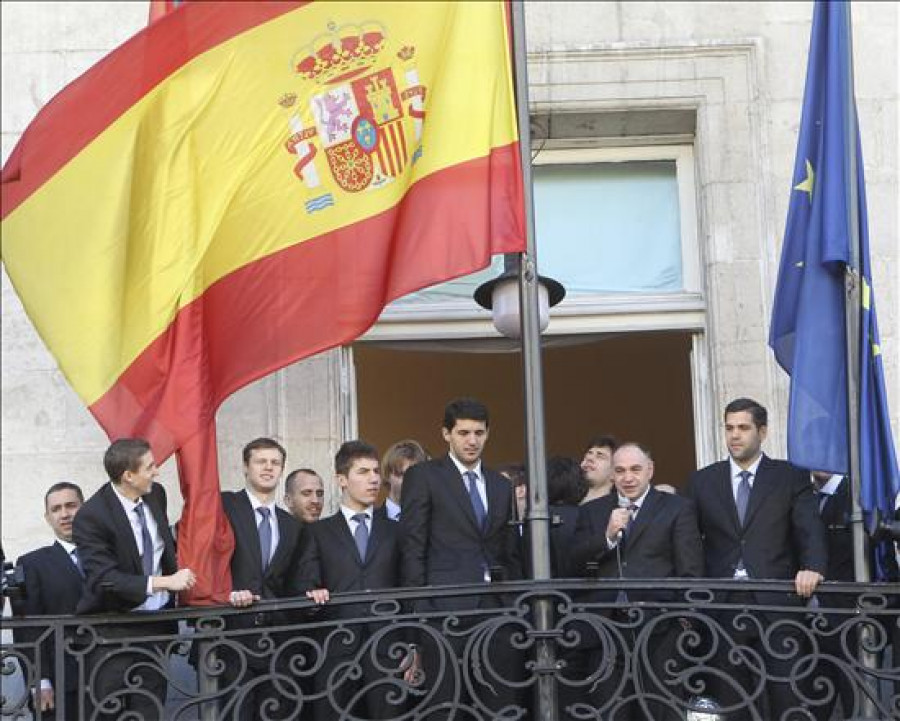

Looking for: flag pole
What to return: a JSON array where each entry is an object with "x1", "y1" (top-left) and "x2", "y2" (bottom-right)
[
  {"x1": 840, "y1": 0, "x2": 869, "y2": 587},
  {"x1": 841, "y1": 4, "x2": 879, "y2": 714},
  {"x1": 509, "y1": 1, "x2": 558, "y2": 717}
]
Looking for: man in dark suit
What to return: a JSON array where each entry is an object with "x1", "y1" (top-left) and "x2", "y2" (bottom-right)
[
  {"x1": 807, "y1": 471, "x2": 898, "y2": 720},
  {"x1": 685, "y1": 398, "x2": 827, "y2": 720},
  {"x1": 399, "y1": 398, "x2": 523, "y2": 716},
  {"x1": 218, "y1": 437, "x2": 305, "y2": 720},
  {"x1": 13, "y1": 482, "x2": 85, "y2": 719},
  {"x1": 298, "y1": 440, "x2": 410, "y2": 720},
  {"x1": 73, "y1": 438, "x2": 196, "y2": 719},
  {"x1": 573, "y1": 443, "x2": 703, "y2": 721}
]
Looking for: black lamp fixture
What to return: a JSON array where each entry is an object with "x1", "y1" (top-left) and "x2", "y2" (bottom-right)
[{"x1": 474, "y1": 255, "x2": 565, "y2": 339}]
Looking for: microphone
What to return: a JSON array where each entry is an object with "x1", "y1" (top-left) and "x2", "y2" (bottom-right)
[{"x1": 615, "y1": 496, "x2": 631, "y2": 541}]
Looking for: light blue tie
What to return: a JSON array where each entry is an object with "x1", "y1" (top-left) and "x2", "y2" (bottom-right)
[
  {"x1": 257, "y1": 507, "x2": 272, "y2": 571},
  {"x1": 352, "y1": 513, "x2": 369, "y2": 561},
  {"x1": 465, "y1": 471, "x2": 487, "y2": 530}
]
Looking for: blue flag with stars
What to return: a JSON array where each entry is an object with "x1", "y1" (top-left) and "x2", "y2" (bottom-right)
[{"x1": 769, "y1": 0, "x2": 898, "y2": 577}]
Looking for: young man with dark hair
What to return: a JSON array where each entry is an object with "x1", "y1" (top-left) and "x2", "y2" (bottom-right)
[
  {"x1": 685, "y1": 397, "x2": 827, "y2": 720},
  {"x1": 218, "y1": 436, "x2": 305, "y2": 719},
  {"x1": 298, "y1": 440, "x2": 407, "y2": 719},
  {"x1": 580, "y1": 434, "x2": 618, "y2": 503},
  {"x1": 284, "y1": 468, "x2": 325, "y2": 524},
  {"x1": 400, "y1": 398, "x2": 523, "y2": 715},
  {"x1": 73, "y1": 438, "x2": 195, "y2": 719},
  {"x1": 13, "y1": 482, "x2": 85, "y2": 719}
]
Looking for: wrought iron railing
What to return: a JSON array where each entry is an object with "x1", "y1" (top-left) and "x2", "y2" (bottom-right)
[{"x1": 2, "y1": 580, "x2": 898, "y2": 720}]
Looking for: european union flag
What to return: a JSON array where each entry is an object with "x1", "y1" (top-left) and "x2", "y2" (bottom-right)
[{"x1": 769, "y1": 0, "x2": 899, "y2": 576}]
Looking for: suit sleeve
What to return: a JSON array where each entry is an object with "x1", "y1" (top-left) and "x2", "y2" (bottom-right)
[
  {"x1": 12, "y1": 553, "x2": 49, "y2": 682},
  {"x1": 398, "y1": 464, "x2": 430, "y2": 587},
  {"x1": 789, "y1": 467, "x2": 828, "y2": 575},
  {"x1": 73, "y1": 504, "x2": 147, "y2": 609},
  {"x1": 672, "y1": 499, "x2": 705, "y2": 578},
  {"x1": 571, "y1": 504, "x2": 613, "y2": 575}
]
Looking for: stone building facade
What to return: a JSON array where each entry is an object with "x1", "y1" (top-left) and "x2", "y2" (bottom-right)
[{"x1": 2, "y1": 1, "x2": 897, "y2": 561}]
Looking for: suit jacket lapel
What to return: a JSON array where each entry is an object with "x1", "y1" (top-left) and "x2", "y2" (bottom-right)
[
  {"x1": 52, "y1": 541, "x2": 83, "y2": 582},
  {"x1": 267, "y1": 509, "x2": 293, "y2": 572},
  {"x1": 366, "y1": 513, "x2": 387, "y2": 563},
  {"x1": 235, "y1": 492, "x2": 264, "y2": 570},
  {"x1": 330, "y1": 513, "x2": 363, "y2": 564},
  {"x1": 624, "y1": 489, "x2": 658, "y2": 548},
  {"x1": 744, "y1": 455, "x2": 773, "y2": 528},
  {"x1": 103, "y1": 484, "x2": 142, "y2": 573},
  {"x1": 715, "y1": 462, "x2": 742, "y2": 532}
]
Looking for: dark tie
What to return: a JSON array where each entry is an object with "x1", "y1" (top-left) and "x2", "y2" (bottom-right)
[
  {"x1": 257, "y1": 507, "x2": 272, "y2": 571},
  {"x1": 624, "y1": 503, "x2": 639, "y2": 536},
  {"x1": 133, "y1": 502, "x2": 154, "y2": 576},
  {"x1": 71, "y1": 548, "x2": 85, "y2": 578},
  {"x1": 736, "y1": 471, "x2": 752, "y2": 525},
  {"x1": 352, "y1": 513, "x2": 369, "y2": 561},
  {"x1": 465, "y1": 471, "x2": 487, "y2": 530}
]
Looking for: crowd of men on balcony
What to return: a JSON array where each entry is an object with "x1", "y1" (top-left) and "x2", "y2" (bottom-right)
[{"x1": 8, "y1": 396, "x2": 900, "y2": 720}]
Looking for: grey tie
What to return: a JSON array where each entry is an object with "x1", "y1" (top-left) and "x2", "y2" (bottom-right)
[
  {"x1": 465, "y1": 471, "x2": 487, "y2": 530},
  {"x1": 352, "y1": 513, "x2": 369, "y2": 561},
  {"x1": 736, "y1": 471, "x2": 752, "y2": 525},
  {"x1": 71, "y1": 548, "x2": 85, "y2": 577},
  {"x1": 257, "y1": 507, "x2": 272, "y2": 571},
  {"x1": 133, "y1": 502, "x2": 154, "y2": 576}
]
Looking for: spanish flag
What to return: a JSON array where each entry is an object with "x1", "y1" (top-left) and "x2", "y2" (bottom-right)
[{"x1": 1, "y1": 1, "x2": 525, "y2": 603}]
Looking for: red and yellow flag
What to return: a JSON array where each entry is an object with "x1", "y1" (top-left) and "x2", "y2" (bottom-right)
[{"x1": 1, "y1": 1, "x2": 525, "y2": 603}]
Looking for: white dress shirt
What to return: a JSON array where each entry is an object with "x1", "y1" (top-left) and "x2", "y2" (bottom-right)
[
  {"x1": 340, "y1": 504, "x2": 373, "y2": 534},
  {"x1": 448, "y1": 453, "x2": 488, "y2": 511},
  {"x1": 384, "y1": 497, "x2": 401, "y2": 521},
  {"x1": 111, "y1": 484, "x2": 169, "y2": 611},
  {"x1": 729, "y1": 454, "x2": 763, "y2": 503}
]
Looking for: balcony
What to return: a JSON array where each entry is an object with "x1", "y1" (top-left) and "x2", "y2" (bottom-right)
[{"x1": 2, "y1": 579, "x2": 898, "y2": 720}]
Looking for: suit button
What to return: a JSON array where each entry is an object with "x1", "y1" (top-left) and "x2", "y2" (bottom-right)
[{"x1": 622, "y1": 562, "x2": 628, "y2": 568}]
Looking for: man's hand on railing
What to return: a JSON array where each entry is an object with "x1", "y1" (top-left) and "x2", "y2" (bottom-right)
[
  {"x1": 153, "y1": 567, "x2": 196, "y2": 593},
  {"x1": 403, "y1": 645, "x2": 421, "y2": 686},
  {"x1": 36, "y1": 686, "x2": 54, "y2": 712},
  {"x1": 306, "y1": 588, "x2": 330, "y2": 605},
  {"x1": 794, "y1": 570, "x2": 824, "y2": 598},
  {"x1": 229, "y1": 590, "x2": 259, "y2": 607}
]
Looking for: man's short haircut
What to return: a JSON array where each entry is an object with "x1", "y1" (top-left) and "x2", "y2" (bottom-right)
[
  {"x1": 614, "y1": 441, "x2": 654, "y2": 462},
  {"x1": 547, "y1": 456, "x2": 587, "y2": 506},
  {"x1": 242, "y1": 437, "x2": 287, "y2": 465},
  {"x1": 443, "y1": 398, "x2": 489, "y2": 431},
  {"x1": 335, "y1": 440, "x2": 380, "y2": 477},
  {"x1": 496, "y1": 463, "x2": 527, "y2": 487},
  {"x1": 724, "y1": 397, "x2": 768, "y2": 428},
  {"x1": 44, "y1": 481, "x2": 84, "y2": 509},
  {"x1": 104, "y1": 438, "x2": 152, "y2": 484},
  {"x1": 583, "y1": 434, "x2": 619, "y2": 455},
  {"x1": 382, "y1": 440, "x2": 428, "y2": 479},
  {"x1": 284, "y1": 468, "x2": 322, "y2": 495}
]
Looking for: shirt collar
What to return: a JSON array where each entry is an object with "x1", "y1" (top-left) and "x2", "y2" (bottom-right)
[
  {"x1": 617, "y1": 486, "x2": 651, "y2": 509},
  {"x1": 111, "y1": 482, "x2": 143, "y2": 512},
  {"x1": 245, "y1": 488, "x2": 277, "y2": 514},
  {"x1": 816, "y1": 473, "x2": 844, "y2": 496},
  {"x1": 448, "y1": 453, "x2": 483, "y2": 480},
  {"x1": 729, "y1": 454, "x2": 763, "y2": 481},
  {"x1": 340, "y1": 504, "x2": 373, "y2": 524},
  {"x1": 57, "y1": 538, "x2": 77, "y2": 554}
]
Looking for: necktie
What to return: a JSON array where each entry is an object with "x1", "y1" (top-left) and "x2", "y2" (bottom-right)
[
  {"x1": 736, "y1": 471, "x2": 752, "y2": 525},
  {"x1": 257, "y1": 507, "x2": 272, "y2": 570},
  {"x1": 71, "y1": 548, "x2": 85, "y2": 577},
  {"x1": 624, "y1": 503, "x2": 639, "y2": 535},
  {"x1": 465, "y1": 471, "x2": 487, "y2": 530},
  {"x1": 133, "y1": 502, "x2": 154, "y2": 576},
  {"x1": 352, "y1": 513, "x2": 369, "y2": 561}
]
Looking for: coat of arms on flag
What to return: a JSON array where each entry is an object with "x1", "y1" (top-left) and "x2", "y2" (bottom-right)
[{"x1": 281, "y1": 21, "x2": 427, "y2": 214}]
